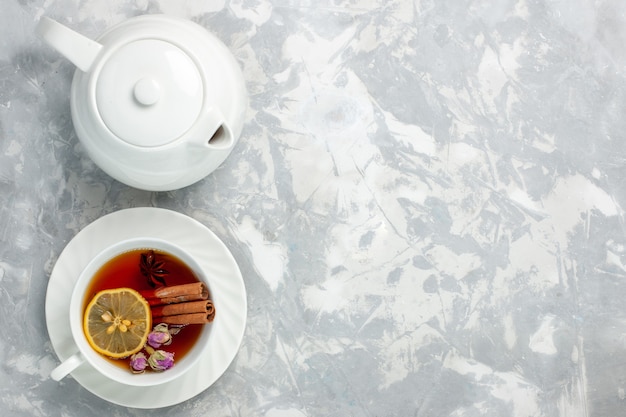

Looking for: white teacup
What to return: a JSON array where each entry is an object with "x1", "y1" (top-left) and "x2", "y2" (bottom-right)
[{"x1": 50, "y1": 237, "x2": 213, "y2": 386}]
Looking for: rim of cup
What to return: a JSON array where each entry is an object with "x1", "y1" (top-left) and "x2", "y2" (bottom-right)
[{"x1": 66, "y1": 237, "x2": 213, "y2": 387}]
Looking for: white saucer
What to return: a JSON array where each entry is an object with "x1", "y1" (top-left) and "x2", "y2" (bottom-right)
[{"x1": 45, "y1": 207, "x2": 247, "y2": 408}]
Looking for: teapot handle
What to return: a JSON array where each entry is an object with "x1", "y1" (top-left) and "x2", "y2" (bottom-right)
[
  {"x1": 36, "y1": 17, "x2": 103, "y2": 72},
  {"x1": 188, "y1": 107, "x2": 235, "y2": 151}
]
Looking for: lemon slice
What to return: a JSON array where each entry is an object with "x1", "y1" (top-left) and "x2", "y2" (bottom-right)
[{"x1": 83, "y1": 288, "x2": 152, "y2": 359}]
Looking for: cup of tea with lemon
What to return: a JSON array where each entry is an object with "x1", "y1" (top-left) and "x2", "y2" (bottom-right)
[{"x1": 50, "y1": 237, "x2": 215, "y2": 386}]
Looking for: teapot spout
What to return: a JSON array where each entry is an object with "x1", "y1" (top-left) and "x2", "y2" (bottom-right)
[
  {"x1": 36, "y1": 17, "x2": 102, "y2": 72},
  {"x1": 206, "y1": 124, "x2": 234, "y2": 150},
  {"x1": 188, "y1": 107, "x2": 235, "y2": 151}
]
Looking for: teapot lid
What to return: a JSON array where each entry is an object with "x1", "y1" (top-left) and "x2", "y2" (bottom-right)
[{"x1": 95, "y1": 39, "x2": 203, "y2": 147}]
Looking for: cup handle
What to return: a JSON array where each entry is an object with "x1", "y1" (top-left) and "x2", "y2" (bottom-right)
[{"x1": 50, "y1": 352, "x2": 85, "y2": 381}]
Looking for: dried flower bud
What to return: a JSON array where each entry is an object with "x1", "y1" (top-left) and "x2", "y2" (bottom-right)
[
  {"x1": 147, "y1": 323, "x2": 172, "y2": 348},
  {"x1": 148, "y1": 349, "x2": 174, "y2": 371},
  {"x1": 129, "y1": 352, "x2": 148, "y2": 373}
]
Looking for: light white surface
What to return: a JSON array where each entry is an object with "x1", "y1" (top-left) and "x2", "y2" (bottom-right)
[
  {"x1": 45, "y1": 208, "x2": 247, "y2": 408},
  {"x1": 4, "y1": 1, "x2": 626, "y2": 415}
]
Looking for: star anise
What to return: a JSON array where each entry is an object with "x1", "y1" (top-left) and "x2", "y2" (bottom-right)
[{"x1": 140, "y1": 250, "x2": 168, "y2": 287}]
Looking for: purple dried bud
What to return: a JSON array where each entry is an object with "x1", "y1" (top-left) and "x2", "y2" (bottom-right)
[
  {"x1": 148, "y1": 349, "x2": 174, "y2": 371},
  {"x1": 130, "y1": 352, "x2": 148, "y2": 373},
  {"x1": 147, "y1": 323, "x2": 172, "y2": 348}
]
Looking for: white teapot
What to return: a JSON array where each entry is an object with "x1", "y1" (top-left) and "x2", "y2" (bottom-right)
[{"x1": 37, "y1": 15, "x2": 247, "y2": 191}]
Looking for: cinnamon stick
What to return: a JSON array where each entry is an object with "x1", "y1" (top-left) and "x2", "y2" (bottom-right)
[
  {"x1": 152, "y1": 300, "x2": 213, "y2": 318},
  {"x1": 140, "y1": 283, "x2": 216, "y2": 325},
  {"x1": 157, "y1": 310, "x2": 215, "y2": 325},
  {"x1": 139, "y1": 282, "x2": 209, "y2": 306}
]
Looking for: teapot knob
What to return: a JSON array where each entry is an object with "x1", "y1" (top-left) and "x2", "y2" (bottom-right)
[{"x1": 133, "y1": 78, "x2": 161, "y2": 106}]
